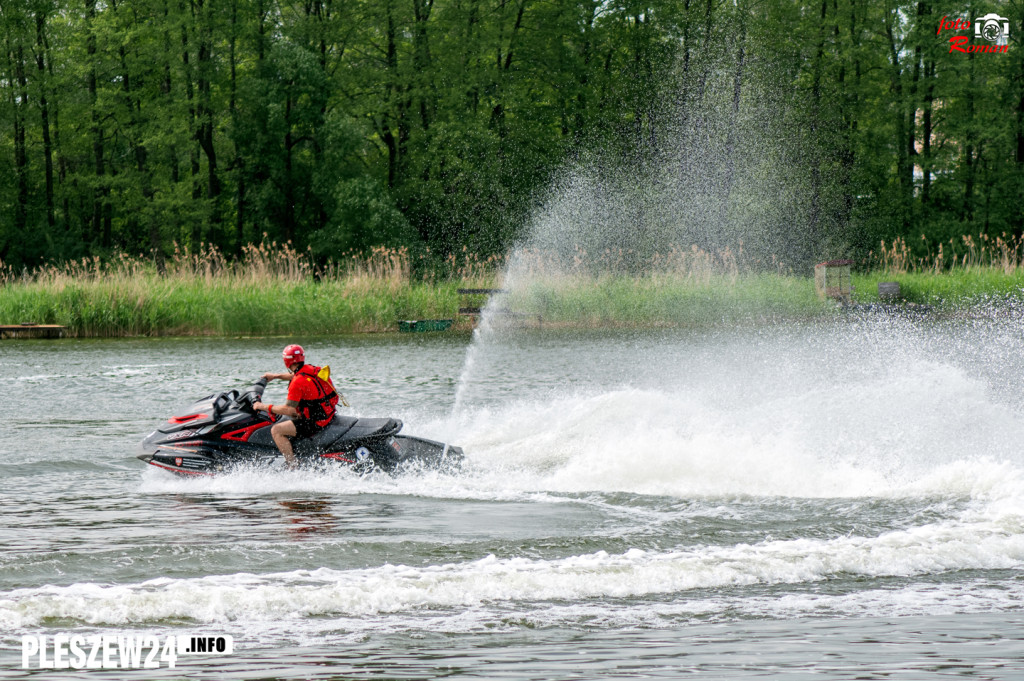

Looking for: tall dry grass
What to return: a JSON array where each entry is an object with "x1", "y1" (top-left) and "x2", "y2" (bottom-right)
[
  {"x1": 870, "y1": 232, "x2": 1024, "y2": 275},
  {"x1": 0, "y1": 241, "x2": 505, "y2": 336},
  {"x1": 3, "y1": 232, "x2": 1023, "y2": 336},
  {"x1": 0, "y1": 239, "x2": 509, "y2": 287},
  {"x1": 506, "y1": 242, "x2": 782, "y2": 285}
]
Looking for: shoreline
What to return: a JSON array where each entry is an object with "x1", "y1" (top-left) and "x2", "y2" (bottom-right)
[{"x1": 1, "y1": 269, "x2": 1022, "y2": 339}]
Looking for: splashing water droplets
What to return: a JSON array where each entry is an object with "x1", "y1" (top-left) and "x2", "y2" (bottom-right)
[{"x1": 452, "y1": 48, "x2": 840, "y2": 409}]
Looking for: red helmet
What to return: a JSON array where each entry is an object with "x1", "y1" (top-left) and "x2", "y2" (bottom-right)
[{"x1": 282, "y1": 344, "x2": 305, "y2": 369}]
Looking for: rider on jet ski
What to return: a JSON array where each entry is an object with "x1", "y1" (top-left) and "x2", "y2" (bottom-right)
[{"x1": 253, "y1": 344, "x2": 340, "y2": 469}]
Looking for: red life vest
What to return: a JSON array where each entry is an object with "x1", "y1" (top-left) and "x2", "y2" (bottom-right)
[{"x1": 291, "y1": 364, "x2": 339, "y2": 427}]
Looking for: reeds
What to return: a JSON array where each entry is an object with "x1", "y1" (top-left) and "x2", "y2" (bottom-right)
[
  {"x1": 489, "y1": 242, "x2": 814, "y2": 327},
  {"x1": 870, "y1": 232, "x2": 1024, "y2": 275},
  {"x1": 506, "y1": 242, "x2": 769, "y2": 284},
  {"x1": 2, "y1": 232, "x2": 1023, "y2": 337},
  {"x1": 0, "y1": 242, "x2": 489, "y2": 336}
]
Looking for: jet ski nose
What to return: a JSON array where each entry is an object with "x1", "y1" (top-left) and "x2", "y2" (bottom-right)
[{"x1": 138, "y1": 432, "x2": 159, "y2": 463}]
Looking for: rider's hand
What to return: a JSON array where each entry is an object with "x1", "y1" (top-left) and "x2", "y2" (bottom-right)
[
  {"x1": 252, "y1": 401, "x2": 265, "y2": 412},
  {"x1": 262, "y1": 372, "x2": 279, "y2": 381}
]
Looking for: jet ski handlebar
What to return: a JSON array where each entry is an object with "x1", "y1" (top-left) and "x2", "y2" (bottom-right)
[
  {"x1": 245, "y1": 378, "x2": 267, "y2": 401},
  {"x1": 225, "y1": 378, "x2": 268, "y2": 414}
]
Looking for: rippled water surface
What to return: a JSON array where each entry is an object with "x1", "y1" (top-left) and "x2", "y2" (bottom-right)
[{"x1": 2, "y1": 312, "x2": 1024, "y2": 679}]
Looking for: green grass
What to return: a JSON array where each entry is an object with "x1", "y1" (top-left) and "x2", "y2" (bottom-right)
[
  {"x1": 2, "y1": 267, "x2": 1023, "y2": 338},
  {"x1": 0, "y1": 278, "x2": 467, "y2": 337},
  {"x1": 852, "y1": 269, "x2": 1024, "y2": 304},
  {"x1": 503, "y1": 273, "x2": 825, "y2": 327}
]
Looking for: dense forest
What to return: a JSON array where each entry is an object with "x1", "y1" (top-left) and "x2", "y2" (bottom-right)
[{"x1": 0, "y1": 0, "x2": 1020, "y2": 271}]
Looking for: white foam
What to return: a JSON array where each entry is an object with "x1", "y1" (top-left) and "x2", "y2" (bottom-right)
[
  {"x1": 424, "y1": 317, "x2": 1024, "y2": 503},
  {"x1": 142, "y1": 372, "x2": 1024, "y2": 505},
  {"x1": 4, "y1": 516, "x2": 1023, "y2": 630},
  {"x1": 451, "y1": 378, "x2": 1024, "y2": 501}
]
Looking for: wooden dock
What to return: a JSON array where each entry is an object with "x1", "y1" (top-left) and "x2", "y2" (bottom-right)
[
  {"x1": 0, "y1": 324, "x2": 66, "y2": 339},
  {"x1": 397, "y1": 319, "x2": 454, "y2": 333},
  {"x1": 455, "y1": 289, "x2": 542, "y2": 327},
  {"x1": 457, "y1": 288, "x2": 506, "y2": 315}
]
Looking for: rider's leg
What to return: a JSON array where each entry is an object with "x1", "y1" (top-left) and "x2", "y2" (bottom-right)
[{"x1": 270, "y1": 420, "x2": 299, "y2": 468}]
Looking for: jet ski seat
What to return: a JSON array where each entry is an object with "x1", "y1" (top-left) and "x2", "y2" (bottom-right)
[
  {"x1": 294, "y1": 415, "x2": 357, "y2": 451},
  {"x1": 336, "y1": 418, "x2": 401, "y2": 443},
  {"x1": 292, "y1": 416, "x2": 402, "y2": 453}
]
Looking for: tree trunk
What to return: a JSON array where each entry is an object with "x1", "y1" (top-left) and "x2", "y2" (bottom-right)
[
  {"x1": 962, "y1": 51, "x2": 976, "y2": 223},
  {"x1": 257, "y1": 0, "x2": 267, "y2": 61},
  {"x1": 35, "y1": 12, "x2": 54, "y2": 229},
  {"x1": 835, "y1": 0, "x2": 859, "y2": 233},
  {"x1": 46, "y1": 19, "x2": 69, "y2": 234},
  {"x1": 111, "y1": 0, "x2": 153, "y2": 251},
  {"x1": 489, "y1": 0, "x2": 527, "y2": 136},
  {"x1": 906, "y1": 1, "x2": 926, "y2": 227},
  {"x1": 385, "y1": 0, "x2": 397, "y2": 188},
  {"x1": 721, "y1": 15, "x2": 746, "y2": 238},
  {"x1": 230, "y1": 0, "x2": 245, "y2": 254},
  {"x1": 11, "y1": 38, "x2": 30, "y2": 238},
  {"x1": 412, "y1": 0, "x2": 434, "y2": 131},
  {"x1": 284, "y1": 89, "x2": 295, "y2": 244},
  {"x1": 807, "y1": 0, "x2": 829, "y2": 249},
  {"x1": 921, "y1": 59, "x2": 934, "y2": 207},
  {"x1": 86, "y1": 0, "x2": 107, "y2": 245},
  {"x1": 161, "y1": 0, "x2": 179, "y2": 195},
  {"x1": 180, "y1": 1, "x2": 202, "y2": 242},
  {"x1": 195, "y1": 0, "x2": 220, "y2": 204},
  {"x1": 573, "y1": 2, "x2": 596, "y2": 141},
  {"x1": 381, "y1": 0, "x2": 408, "y2": 190},
  {"x1": 884, "y1": 10, "x2": 910, "y2": 232}
]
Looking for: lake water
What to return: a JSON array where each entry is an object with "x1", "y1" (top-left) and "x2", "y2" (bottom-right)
[{"x1": 2, "y1": 309, "x2": 1024, "y2": 678}]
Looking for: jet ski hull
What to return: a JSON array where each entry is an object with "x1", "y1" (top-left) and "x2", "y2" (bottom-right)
[{"x1": 138, "y1": 380, "x2": 463, "y2": 476}]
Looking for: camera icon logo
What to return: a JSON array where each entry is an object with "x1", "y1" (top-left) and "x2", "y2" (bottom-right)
[{"x1": 975, "y1": 13, "x2": 1010, "y2": 44}]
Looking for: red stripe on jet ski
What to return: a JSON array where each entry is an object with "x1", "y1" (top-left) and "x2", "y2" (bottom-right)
[
  {"x1": 168, "y1": 414, "x2": 204, "y2": 424},
  {"x1": 222, "y1": 422, "x2": 271, "y2": 442},
  {"x1": 321, "y1": 452, "x2": 355, "y2": 462}
]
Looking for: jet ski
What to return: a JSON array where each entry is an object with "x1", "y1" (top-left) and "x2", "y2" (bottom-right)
[{"x1": 138, "y1": 378, "x2": 463, "y2": 476}]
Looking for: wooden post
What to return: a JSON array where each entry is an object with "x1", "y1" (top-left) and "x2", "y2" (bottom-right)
[
  {"x1": 878, "y1": 282, "x2": 901, "y2": 301},
  {"x1": 814, "y1": 260, "x2": 853, "y2": 300}
]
